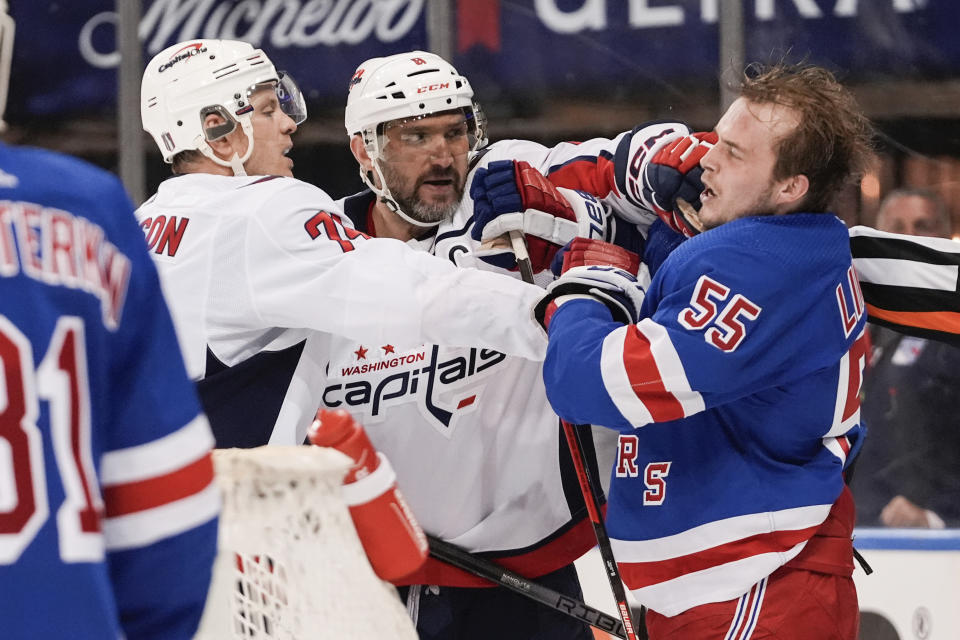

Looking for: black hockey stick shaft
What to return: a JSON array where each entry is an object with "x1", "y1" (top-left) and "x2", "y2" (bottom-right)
[
  {"x1": 510, "y1": 232, "x2": 637, "y2": 638},
  {"x1": 562, "y1": 419, "x2": 640, "y2": 640},
  {"x1": 426, "y1": 534, "x2": 626, "y2": 639}
]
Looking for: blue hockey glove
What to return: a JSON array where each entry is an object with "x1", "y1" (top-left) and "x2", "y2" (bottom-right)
[{"x1": 642, "y1": 131, "x2": 717, "y2": 238}]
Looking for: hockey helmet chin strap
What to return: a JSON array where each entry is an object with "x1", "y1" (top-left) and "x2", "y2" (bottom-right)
[{"x1": 360, "y1": 160, "x2": 441, "y2": 229}]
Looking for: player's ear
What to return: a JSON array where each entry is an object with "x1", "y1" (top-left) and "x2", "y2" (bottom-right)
[
  {"x1": 350, "y1": 134, "x2": 383, "y2": 190},
  {"x1": 350, "y1": 134, "x2": 372, "y2": 171},
  {"x1": 205, "y1": 112, "x2": 241, "y2": 159},
  {"x1": 773, "y1": 173, "x2": 809, "y2": 213}
]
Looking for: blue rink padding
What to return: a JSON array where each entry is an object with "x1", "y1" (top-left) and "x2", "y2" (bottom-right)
[{"x1": 852, "y1": 528, "x2": 960, "y2": 551}]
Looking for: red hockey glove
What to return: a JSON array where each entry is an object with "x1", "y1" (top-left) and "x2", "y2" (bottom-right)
[
  {"x1": 642, "y1": 131, "x2": 717, "y2": 237},
  {"x1": 559, "y1": 237, "x2": 641, "y2": 276},
  {"x1": 308, "y1": 409, "x2": 427, "y2": 582},
  {"x1": 471, "y1": 160, "x2": 609, "y2": 273}
]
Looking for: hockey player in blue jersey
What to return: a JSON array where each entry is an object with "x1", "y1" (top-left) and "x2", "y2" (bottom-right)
[
  {"x1": 535, "y1": 63, "x2": 874, "y2": 639},
  {"x1": 0, "y1": 3, "x2": 219, "y2": 638}
]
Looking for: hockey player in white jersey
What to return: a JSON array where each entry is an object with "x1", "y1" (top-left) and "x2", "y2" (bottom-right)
[
  {"x1": 135, "y1": 40, "x2": 553, "y2": 449},
  {"x1": 0, "y1": 4, "x2": 219, "y2": 637},
  {"x1": 334, "y1": 51, "x2": 646, "y2": 640}
]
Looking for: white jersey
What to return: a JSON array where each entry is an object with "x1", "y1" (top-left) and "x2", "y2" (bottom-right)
[
  {"x1": 134, "y1": 173, "x2": 546, "y2": 448},
  {"x1": 324, "y1": 138, "x2": 636, "y2": 581}
]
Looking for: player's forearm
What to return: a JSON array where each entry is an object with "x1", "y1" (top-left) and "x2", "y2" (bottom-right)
[
  {"x1": 543, "y1": 299, "x2": 635, "y2": 429},
  {"x1": 418, "y1": 258, "x2": 548, "y2": 361},
  {"x1": 110, "y1": 520, "x2": 218, "y2": 639}
]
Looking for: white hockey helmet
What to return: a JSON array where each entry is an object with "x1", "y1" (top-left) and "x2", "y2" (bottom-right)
[
  {"x1": 0, "y1": 0, "x2": 15, "y2": 131},
  {"x1": 141, "y1": 39, "x2": 306, "y2": 175},
  {"x1": 344, "y1": 51, "x2": 486, "y2": 227}
]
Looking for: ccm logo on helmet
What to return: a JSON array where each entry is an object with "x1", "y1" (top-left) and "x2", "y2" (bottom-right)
[
  {"x1": 417, "y1": 82, "x2": 450, "y2": 94},
  {"x1": 158, "y1": 43, "x2": 207, "y2": 73}
]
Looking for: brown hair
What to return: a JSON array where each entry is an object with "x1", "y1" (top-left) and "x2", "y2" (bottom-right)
[
  {"x1": 739, "y1": 63, "x2": 874, "y2": 212},
  {"x1": 171, "y1": 149, "x2": 204, "y2": 174}
]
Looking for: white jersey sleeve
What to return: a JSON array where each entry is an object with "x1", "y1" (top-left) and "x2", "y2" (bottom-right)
[
  {"x1": 474, "y1": 122, "x2": 692, "y2": 230},
  {"x1": 243, "y1": 179, "x2": 546, "y2": 358},
  {"x1": 137, "y1": 174, "x2": 546, "y2": 367}
]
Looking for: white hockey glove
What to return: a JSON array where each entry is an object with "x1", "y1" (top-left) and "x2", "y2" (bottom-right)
[{"x1": 534, "y1": 264, "x2": 648, "y2": 330}]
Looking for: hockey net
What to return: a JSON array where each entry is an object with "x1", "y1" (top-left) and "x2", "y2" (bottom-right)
[{"x1": 194, "y1": 446, "x2": 418, "y2": 640}]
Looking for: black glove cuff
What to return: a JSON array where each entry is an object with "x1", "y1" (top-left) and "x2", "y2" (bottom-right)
[{"x1": 535, "y1": 281, "x2": 633, "y2": 329}]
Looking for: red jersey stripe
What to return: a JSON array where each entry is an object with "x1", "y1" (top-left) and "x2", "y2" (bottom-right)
[
  {"x1": 103, "y1": 453, "x2": 214, "y2": 518},
  {"x1": 618, "y1": 524, "x2": 820, "y2": 589},
  {"x1": 837, "y1": 436, "x2": 851, "y2": 456},
  {"x1": 622, "y1": 326, "x2": 686, "y2": 422},
  {"x1": 548, "y1": 155, "x2": 619, "y2": 200},
  {"x1": 395, "y1": 505, "x2": 603, "y2": 587}
]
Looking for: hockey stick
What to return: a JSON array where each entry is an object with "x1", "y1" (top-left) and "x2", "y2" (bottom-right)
[
  {"x1": 426, "y1": 534, "x2": 627, "y2": 639},
  {"x1": 507, "y1": 229, "x2": 641, "y2": 637},
  {"x1": 508, "y1": 227, "x2": 641, "y2": 639},
  {"x1": 509, "y1": 229, "x2": 536, "y2": 283},
  {"x1": 561, "y1": 419, "x2": 641, "y2": 640}
]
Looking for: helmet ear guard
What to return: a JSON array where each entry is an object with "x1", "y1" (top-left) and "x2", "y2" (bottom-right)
[{"x1": 199, "y1": 104, "x2": 238, "y2": 141}]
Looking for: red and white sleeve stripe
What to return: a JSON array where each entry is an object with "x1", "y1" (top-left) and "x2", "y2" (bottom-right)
[
  {"x1": 611, "y1": 503, "x2": 830, "y2": 616},
  {"x1": 545, "y1": 147, "x2": 620, "y2": 200},
  {"x1": 600, "y1": 320, "x2": 705, "y2": 427},
  {"x1": 99, "y1": 415, "x2": 219, "y2": 551}
]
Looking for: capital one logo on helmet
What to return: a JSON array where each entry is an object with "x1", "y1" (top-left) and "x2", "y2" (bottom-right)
[
  {"x1": 349, "y1": 68, "x2": 364, "y2": 90},
  {"x1": 157, "y1": 42, "x2": 207, "y2": 73}
]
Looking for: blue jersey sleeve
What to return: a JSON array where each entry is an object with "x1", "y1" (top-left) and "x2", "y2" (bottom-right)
[{"x1": 544, "y1": 215, "x2": 867, "y2": 436}]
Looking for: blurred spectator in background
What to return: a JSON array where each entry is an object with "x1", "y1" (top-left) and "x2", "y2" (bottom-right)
[
  {"x1": 851, "y1": 188, "x2": 960, "y2": 527},
  {"x1": 874, "y1": 188, "x2": 952, "y2": 237}
]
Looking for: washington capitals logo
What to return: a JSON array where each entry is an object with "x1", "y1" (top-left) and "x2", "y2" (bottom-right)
[
  {"x1": 324, "y1": 345, "x2": 504, "y2": 433},
  {"x1": 158, "y1": 43, "x2": 207, "y2": 73}
]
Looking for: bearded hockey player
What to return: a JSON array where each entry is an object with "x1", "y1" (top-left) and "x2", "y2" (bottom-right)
[
  {"x1": 135, "y1": 40, "x2": 552, "y2": 450},
  {"x1": 335, "y1": 51, "x2": 622, "y2": 640}
]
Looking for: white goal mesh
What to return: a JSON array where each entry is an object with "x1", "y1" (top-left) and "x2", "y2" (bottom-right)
[{"x1": 194, "y1": 446, "x2": 418, "y2": 639}]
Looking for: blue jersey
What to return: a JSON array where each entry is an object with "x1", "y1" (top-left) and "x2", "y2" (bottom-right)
[
  {"x1": 0, "y1": 143, "x2": 218, "y2": 639},
  {"x1": 543, "y1": 214, "x2": 867, "y2": 616}
]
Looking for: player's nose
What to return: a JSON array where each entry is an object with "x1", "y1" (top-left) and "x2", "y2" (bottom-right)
[
  {"x1": 428, "y1": 144, "x2": 454, "y2": 166},
  {"x1": 281, "y1": 111, "x2": 298, "y2": 135},
  {"x1": 700, "y1": 143, "x2": 718, "y2": 172}
]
